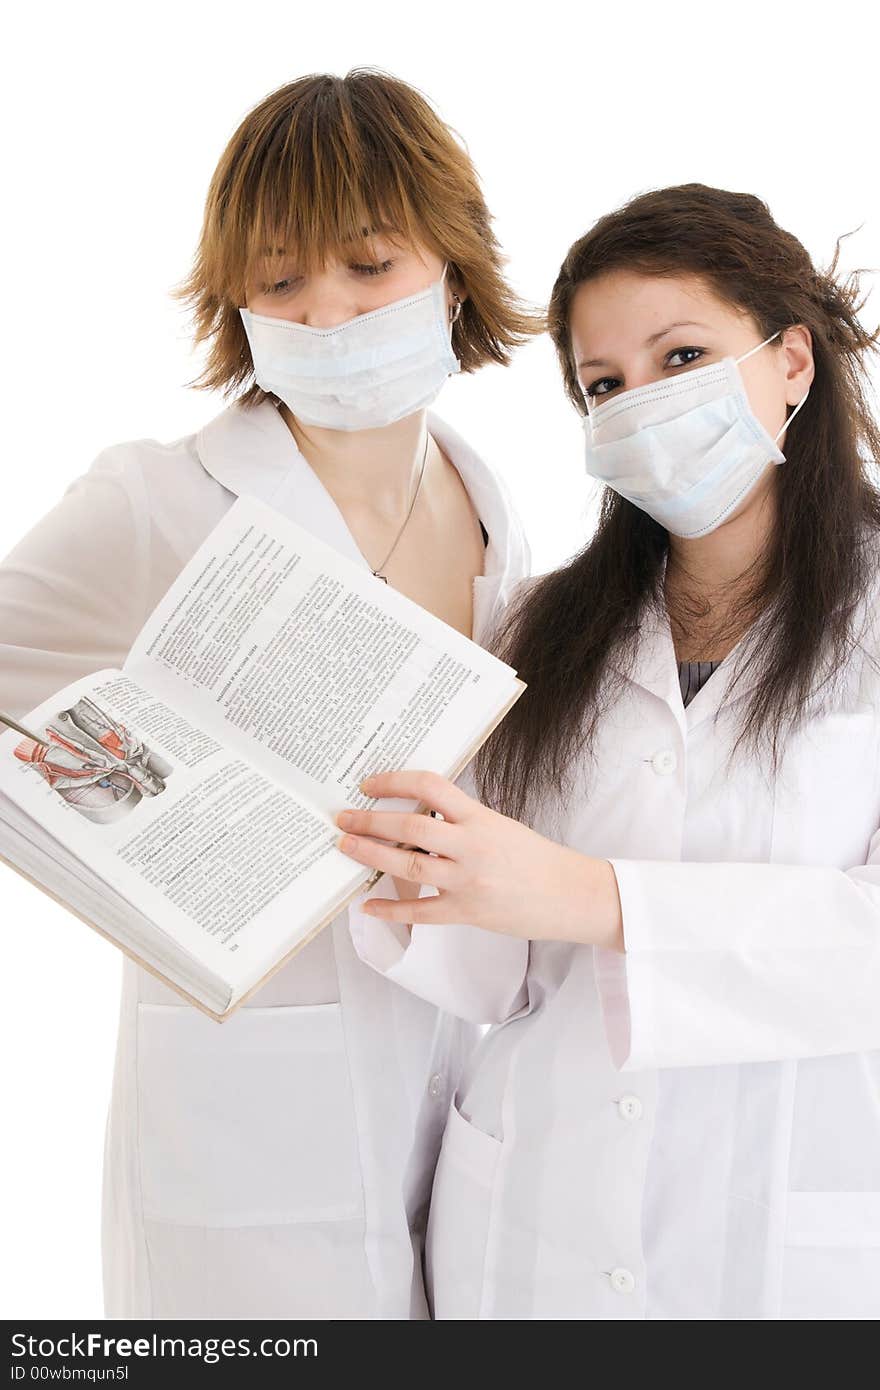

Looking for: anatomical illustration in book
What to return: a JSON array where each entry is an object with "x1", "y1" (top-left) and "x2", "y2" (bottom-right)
[{"x1": 10, "y1": 696, "x2": 173, "y2": 825}]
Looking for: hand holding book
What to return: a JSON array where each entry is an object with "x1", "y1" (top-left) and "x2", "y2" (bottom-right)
[{"x1": 0, "y1": 495, "x2": 524, "y2": 1020}]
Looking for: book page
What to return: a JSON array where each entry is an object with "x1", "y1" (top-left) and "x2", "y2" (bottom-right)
[
  {"x1": 0, "y1": 668, "x2": 371, "y2": 986},
  {"x1": 124, "y1": 494, "x2": 522, "y2": 815}
]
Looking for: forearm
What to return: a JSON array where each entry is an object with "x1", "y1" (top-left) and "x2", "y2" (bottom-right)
[{"x1": 595, "y1": 857, "x2": 880, "y2": 1069}]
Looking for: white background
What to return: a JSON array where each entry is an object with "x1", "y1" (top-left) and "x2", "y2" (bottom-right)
[{"x1": 2, "y1": 0, "x2": 878, "y2": 1317}]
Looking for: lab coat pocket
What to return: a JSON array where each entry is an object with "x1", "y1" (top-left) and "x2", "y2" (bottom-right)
[
  {"x1": 136, "y1": 1001, "x2": 365, "y2": 1228},
  {"x1": 780, "y1": 1192, "x2": 880, "y2": 1319},
  {"x1": 426, "y1": 1094, "x2": 501, "y2": 1320}
]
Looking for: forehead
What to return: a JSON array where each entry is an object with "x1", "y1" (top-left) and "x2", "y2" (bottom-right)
[{"x1": 569, "y1": 269, "x2": 737, "y2": 354}]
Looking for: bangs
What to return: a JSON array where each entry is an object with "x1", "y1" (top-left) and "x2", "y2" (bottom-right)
[
  {"x1": 215, "y1": 80, "x2": 431, "y2": 302},
  {"x1": 173, "y1": 70, "x2": 543, "y2": 398}
]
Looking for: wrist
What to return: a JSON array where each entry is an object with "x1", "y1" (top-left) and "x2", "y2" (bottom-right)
[{"x1": 560, "y1": 853, "x2": 624, "y2": 950}]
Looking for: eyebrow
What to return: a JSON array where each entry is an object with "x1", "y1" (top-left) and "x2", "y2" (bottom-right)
[{"x1": 577, "y1": 320, "x2": 711, "y2": 369}]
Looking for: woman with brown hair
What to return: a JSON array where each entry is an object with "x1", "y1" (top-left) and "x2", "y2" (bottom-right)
[
  {"x1": 337, "y1": 184, "x2": 880, "y2": 1318},
  {"x1": 0, "y1": 70, "x2": 538, "y2": 1318}
]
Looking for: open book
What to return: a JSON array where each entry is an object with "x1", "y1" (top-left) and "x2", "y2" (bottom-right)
[{"x1": 0, "y1": 495, "x2": 524, "y2": 1021}]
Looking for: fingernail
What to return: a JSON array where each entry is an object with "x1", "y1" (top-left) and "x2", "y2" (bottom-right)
[
  {"x1": 337, "y1": 811, "x2": 354, "y2": 827},
  {"x1": 338, "y1": 835, "x2": 357, "y2": 853},
  {"x1": 359, "y1": 777, "x2": 375, "y2": 792}
]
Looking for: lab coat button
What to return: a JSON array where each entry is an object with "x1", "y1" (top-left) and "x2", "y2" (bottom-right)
[
  {"x1": 610, "y1": 1267, "x2": 636, "y2": 1294},
  {"x1": 651, "y1": 748, "x2": 677, "y2": 775},
  {"x1": 428, "y1": 1073, "x2": 446, "y2": 1100},
  {"x1": 617, "y1": 1094, "x2": 643, "y2": 1121}
]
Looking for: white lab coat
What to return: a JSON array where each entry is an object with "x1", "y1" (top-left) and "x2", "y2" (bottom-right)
[
  {"x1": 0, "y1": 397, "x2": 530, "y2": 1320},
  {"x1": 349, "y1": 585, "x2": 880, "y2": 1319}
]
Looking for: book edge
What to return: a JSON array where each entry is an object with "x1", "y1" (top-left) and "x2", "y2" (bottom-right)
[{"x1": 1, "y1": 676, "x2": 527, "y2": 1024}]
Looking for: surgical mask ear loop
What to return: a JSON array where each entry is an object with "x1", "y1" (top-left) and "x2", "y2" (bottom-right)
[
  {"x1": 735, "y1": 328, "x2": 811, "y2": 443},
  {"x1": 440, "y1": 263, "x2": 462, "y2": 324},
  {"x1": 735, "y1": 328, "x2": 782, "y2": 364},
  {"x1": 772, "y1": 384, "x2": 811, "y2": 442}
]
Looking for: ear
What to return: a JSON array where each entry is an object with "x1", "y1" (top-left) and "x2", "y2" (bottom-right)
[
  {"x1": 447, "y1": 268, "x2": 468, "y2": 305},
  {"x1": 781, "y1": 324, "x2": 814, "y2": 406}
]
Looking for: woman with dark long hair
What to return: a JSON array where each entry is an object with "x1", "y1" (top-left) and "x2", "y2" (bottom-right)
[{"x1": 337, "y1": 184, "x2": 880, "y2": 1318}]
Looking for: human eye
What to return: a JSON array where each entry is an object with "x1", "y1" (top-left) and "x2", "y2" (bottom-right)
[
  {"x1": 264, "y1": 275, "x2": 302, "y2": 297},
  {"x1": 351, "y1": 259, "x2": 395, "y2": 277},
  {"x1": 665, "y1": 346, "x2": 705, "y2": 369},
  {"x1": 583, "y1": 375, "x2": 623, "y2": 400}
]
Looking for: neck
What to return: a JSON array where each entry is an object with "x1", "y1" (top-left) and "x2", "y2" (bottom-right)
[
  {"x1": 278, "y1": 404, "x2": 430, "y2": 516},
  {"x1": 664, "y1": 470, "x2": 778, "y2": 657},
  {"x1": 668, "y1": 470, "x2": 777, "y2": 590}
]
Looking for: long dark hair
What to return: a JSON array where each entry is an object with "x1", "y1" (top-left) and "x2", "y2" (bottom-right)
[{"x1": 477, "y1": 183, "x2": 880, "y2": 822}]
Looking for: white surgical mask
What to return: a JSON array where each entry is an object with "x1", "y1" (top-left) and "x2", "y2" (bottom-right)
[
  {"x1": 581, "y1": 330, "x2": 811, "y2": 537},
  {"x1": 239, "y1": 263, "x2": 461, "y2": 431}
]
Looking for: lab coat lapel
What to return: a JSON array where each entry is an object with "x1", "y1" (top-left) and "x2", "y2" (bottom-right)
[
  {"x1": 426, "y1": 409, "x2": 530, "y2": 647},
  {"x1": 681, "y1": 644, "x2": 759, "y2": 733},
  {"x1": 613, "y1": 600, "x2": 687, "y2": 736},
  {"x1": 195, "y1": 399, "x2": 529, "y2": 647},
  {"x1": 683, "y1": 580, "x2": 880, "y2": 733},
  {"x1": 195, "y1": 400, "x2": 370, "y2": 570},
  {"x1": 608, "y1": 553, "x2": 767, "y2": 734}
]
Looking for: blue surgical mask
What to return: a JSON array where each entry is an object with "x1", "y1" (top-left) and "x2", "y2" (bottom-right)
[
  {"x1": 239, "y1": 263, "x2": 461, "y2": 432},
  {"x1": 581, "y1": 330, "x2": 811, "y2": 537}
]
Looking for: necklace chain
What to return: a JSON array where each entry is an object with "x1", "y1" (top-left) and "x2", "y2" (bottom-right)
[{"x1": 371, "y1": 430, "x2": 430, "y2": 581}]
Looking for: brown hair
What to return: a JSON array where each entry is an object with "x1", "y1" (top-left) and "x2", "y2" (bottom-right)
[
  {"x1": 171, "y1": 69, "x2": 542, "y2": 404},
  {"x1": 477, "y1": 183, "x2": 880, "y2": 822}
]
